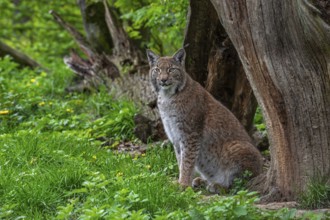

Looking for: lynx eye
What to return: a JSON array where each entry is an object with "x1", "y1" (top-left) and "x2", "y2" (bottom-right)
[
  {"x1": 168, "y1": 68, "x2": 178, "y2": 73},
  {"x1": 153, "y1": 68, "x2": 160, "y2": 74}
]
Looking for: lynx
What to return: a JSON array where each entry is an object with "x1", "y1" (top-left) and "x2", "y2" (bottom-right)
[{"x1": 147, "y1": 48, "x2": 263, "y2": 193}]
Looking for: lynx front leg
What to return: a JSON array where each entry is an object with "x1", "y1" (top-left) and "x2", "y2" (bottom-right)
[
  {"x1": 178, "y1": 136, "x2": 200, "y2": 187},
  {"x1": 173, "y1": 143, "x2": 181, "y2": 168}
]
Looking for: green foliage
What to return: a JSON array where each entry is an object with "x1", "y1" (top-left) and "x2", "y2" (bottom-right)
[
  {"x1": 0, "y1": 0, "x2": 81, "y2": 66},
  {"x1": 1, "y1": 0, "x2": 188, "y2": 60},
  {"x1": 0, "y1": 57, "x2": 138, "y2": 141},
  {"x1": 114, "y1": 0, "x2": 189, "y2": 55},
  {"x1": 298, "y1": 174, "x2": 330, "y2": 209},
  {"x1": 254, "y1": 107, "x2": 267, "y2": 134},
  {"x1": 184, "y1": 191, "x2": 265, "y2": 220},
  {"x1": 90, "y1": 98, "x2": 137, "y2": 141},
  {"x1": 53, "y1": 147, "x2": 191, "y2": 219},
  {"x1": 230, "y1": 170, "x2": 253, "y2": 195}
]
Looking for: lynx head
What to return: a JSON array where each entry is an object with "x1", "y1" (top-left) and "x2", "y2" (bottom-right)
[{"x1": 146, "y1": 48, "x2": 186, "y2": 95}]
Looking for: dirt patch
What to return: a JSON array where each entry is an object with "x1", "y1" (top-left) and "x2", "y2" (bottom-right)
[{"x1": 113, "y1": 141, "x2": 148, "y2": 157}]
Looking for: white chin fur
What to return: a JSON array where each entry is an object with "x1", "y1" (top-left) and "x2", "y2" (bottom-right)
[{"x1": 160, "y1": 85, "x2": 172, "y2": 89}]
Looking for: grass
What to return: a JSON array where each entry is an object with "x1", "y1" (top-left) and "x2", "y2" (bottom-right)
[
  {"x1": 0, "y1": 131, "x2": 186, "y2": 218},
  {"x1": 298, "y1": 174, "x2": 330, "y2": 209},
  {"x1": 0, "y1": 132, "x2": 90, "y2": 217},
  {"x1": 0, "y1": 57, "x2": 328, "y2": 219}
]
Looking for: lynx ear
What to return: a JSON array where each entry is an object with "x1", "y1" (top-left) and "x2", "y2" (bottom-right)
[
  {"x1": 172, "y1": 48, "x2": 186, "y2": 65},
  {"x1": 146, "y1": 49, "x2": 160, "y2": 66}
]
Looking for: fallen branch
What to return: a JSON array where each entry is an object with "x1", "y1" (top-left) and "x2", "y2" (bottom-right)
[
  {"x1": 49, "y1": 10, "x2": 95, "y2": 58},
  {"x1": 0, "y1": 40, "x2": 42, "y2": 69}
]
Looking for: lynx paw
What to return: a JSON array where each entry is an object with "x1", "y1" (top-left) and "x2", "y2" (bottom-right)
[
  {"x1": 192, "y1": 177, "x2": 207, "y2": 189},
  {"x1": 207, "y1": 183, "x2": 227, "y2": 194}
]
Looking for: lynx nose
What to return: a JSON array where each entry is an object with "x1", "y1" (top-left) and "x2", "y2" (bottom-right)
[{"x1": 159, "y1": 74, "x2": 169, "y2": 85}]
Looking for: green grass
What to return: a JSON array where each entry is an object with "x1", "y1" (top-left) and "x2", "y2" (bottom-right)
[
  {"x1": 0, "y1": 131, "x2": 186, "y2": 218},
  {"x1": 298, "y1": 174, "x2": 330, "y2": 209},
  {"x1": 0, "y1": 133, "x2": 85, "y2": 218}
]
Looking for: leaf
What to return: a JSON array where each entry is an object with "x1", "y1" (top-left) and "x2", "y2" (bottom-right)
[
  {"x1": 188, "y1": 209, "x2": 205, "y2": 220},
  {"x1": 281, "y1": 209, "x2": 297, "y2": 220},
  {"x1": 233, "y1": 206, "x2": 248, "y2": 217},
  {"x1": 65, "y1": 187, "x2": 88, "y2": 196}
]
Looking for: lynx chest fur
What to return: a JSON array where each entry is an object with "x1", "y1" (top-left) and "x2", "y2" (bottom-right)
[
  {"x1": 147, "y1": 48, "x2": 263, "y2": 193},
  {"x1": 157, "y1": 82, "x2": 204, "y2": 147}
]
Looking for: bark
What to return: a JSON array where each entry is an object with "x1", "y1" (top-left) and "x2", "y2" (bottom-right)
[
  {"x1": 77, "y1": 0, "x2": 113, "y2": 54},
  {"x1": 75, "y1": 0, "x2": 145, "y2": 72},
  {"x1": 103, "y1": 0, "x2": 144, "y2": 69},
  {"x1": 211, "y1": 0, "x2": 330, "y2": 201},
  {"x1": 0, "y1": 41, "x2": 42, "y2": 69},
  {"x1": 49, "y1": 10, "x2": 97, "y2": 59},
  {"x1": 184, "y1": 0, "x2": 257, "y2": 132}
]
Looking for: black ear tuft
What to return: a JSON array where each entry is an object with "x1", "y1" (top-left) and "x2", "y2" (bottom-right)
[
  {"x1": 146, "y1": 49, "x2": 160, "y2": 66},
  {"x1": 172, "y1": 48, "x2": 186, "y2": 65}
]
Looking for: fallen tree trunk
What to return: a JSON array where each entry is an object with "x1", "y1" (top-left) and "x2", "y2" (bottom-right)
[{"x1": 0, "y1": 40, "x2": 42, "y2": 68}]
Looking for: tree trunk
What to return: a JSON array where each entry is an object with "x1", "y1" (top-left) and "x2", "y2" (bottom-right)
[
  {"x1": 76, "y1": 0, "x2": 144, "y2": 71},
  {"x1": 184, "y1": 0, "x2": 257, "y2": 132},
  {"x1": 77, "y1": 0, "x2": 113, "y2": 55},
  {"x1": 211, "y1": 0, "x2": 330, "y2": 201},
  {"x1": 102, "y1": 0, "x2": 144, "y2": 69}
]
